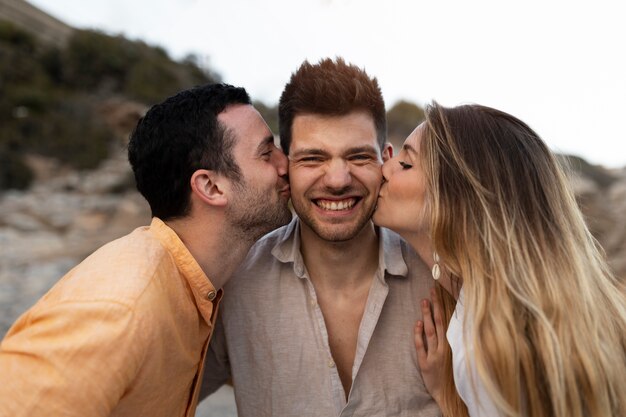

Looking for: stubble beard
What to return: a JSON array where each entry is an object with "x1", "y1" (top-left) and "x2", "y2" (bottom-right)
[{"x1": 227, "y1": 180, "x2": 292, "y2": 242}]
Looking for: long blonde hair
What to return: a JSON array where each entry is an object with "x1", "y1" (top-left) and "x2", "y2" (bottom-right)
[{"x1": 422, "y1": 102, "x2": 626, "y2": 417}]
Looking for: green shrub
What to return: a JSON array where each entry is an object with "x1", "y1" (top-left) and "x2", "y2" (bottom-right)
[
  {"x1": 27, "y1": 97, "x2": 112, "y2": 169},
  {"x1": 125, "y1": 58, "x2": 180, "y2": 104},
  {"x1": 0, "y1": 150, "x2": 33, "y2": 190},
  {"x1": 0, "y1": 24, "x2": 222, "y2": 190},
  {"x1": 62, "y1": 30, "x2": 140, "y2": 91},
  {"x1": 62, "y1": 30, "x2": 218, "y2": 101},
  {"x1": 0, "y1": 20, "x2": 36, "y2": 52},
  {"x1": 387, "y1": 100, "x2": 425, "y2": 146}
]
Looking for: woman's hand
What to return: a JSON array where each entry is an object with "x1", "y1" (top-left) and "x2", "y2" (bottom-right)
[{"x1": 415, "y1": 287, "x2": 447, "y2": 405}]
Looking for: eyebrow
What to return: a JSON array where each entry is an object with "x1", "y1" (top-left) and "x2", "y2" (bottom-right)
[
  {"x1": 346, "y1": 145, "x2": 379, "y2": 156},
  {"x1": 290, "y1": 145, "x2": 379, "y2": 158},
  {"x1": 402, "y1": 143, "x2": 417, "y2": 154},
  {"x1": 256, "y1": 135, "x2": 275, "y2": 154}
]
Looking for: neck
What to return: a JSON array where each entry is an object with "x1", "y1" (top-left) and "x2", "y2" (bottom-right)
[
  {"x1": 402, "y1": 230, "x2": 460, "y2": 300},
  {"x1": 299, "y1": 221, "x2": 380, "y2": 291},
  {"x1": 165, "y1": 216, "x2": 255, "y2": 290}
]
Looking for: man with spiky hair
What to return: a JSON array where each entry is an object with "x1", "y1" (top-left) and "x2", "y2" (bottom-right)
[
  {"x1": 0, "y1": 83, "x2": 292, "y2": 417},
  {"x1": 201, "y1": 59, "x2": 440, "y2": 416}
]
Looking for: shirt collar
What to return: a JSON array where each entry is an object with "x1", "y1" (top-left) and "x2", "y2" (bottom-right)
[
  {"x1": 149, "y1": 217, "x2": 220, "y2": 325},
  {"x1": 378, "y1": 226, "x2": 409, "y2": 278},
  {"x1": 271, "y1": 216, "x2": 409, "y2": 280}
]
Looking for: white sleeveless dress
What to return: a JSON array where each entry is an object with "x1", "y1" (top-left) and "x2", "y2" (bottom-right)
[{"x1": 446, "y1": 289, "x2": 502, "y2": 417}]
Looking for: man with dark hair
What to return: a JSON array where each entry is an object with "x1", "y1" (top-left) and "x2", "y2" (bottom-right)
[
  {"x1": 0, "y1": 83, "x2": 292, "y2": 417},
  {"x1": 201, "y1": 59, "x2": 440, "y2": 416}
]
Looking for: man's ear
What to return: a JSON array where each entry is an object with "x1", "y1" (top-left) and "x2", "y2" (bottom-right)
[
  {"x1": 190, "y1": 169, "x2": 228, "y2": 207},
  {"x1": 382, "y1": 142, "x2": 393, "y2": 162}
]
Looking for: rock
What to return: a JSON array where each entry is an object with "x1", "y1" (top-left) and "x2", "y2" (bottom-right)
[{"x1": 2, "y1": 212, "x2": 44, "y2": 231}]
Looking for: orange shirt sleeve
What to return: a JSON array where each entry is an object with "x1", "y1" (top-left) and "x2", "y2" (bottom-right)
[{"x1": 0, "y1": 300, "x2": 144, "y2": 417}]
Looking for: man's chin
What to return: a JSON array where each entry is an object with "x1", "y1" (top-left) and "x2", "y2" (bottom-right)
[{"x1": 308, "y1": 221, "x2": 369, "y2": 243}]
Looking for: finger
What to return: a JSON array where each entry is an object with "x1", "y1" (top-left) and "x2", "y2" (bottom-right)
[
  {"x1": 421, "y1": 298, "x2": 438, "y2": 352},
  {"x1": 414, "y1": 321, "x2": 428, "y2": 366},
  {"x1": 431, "y1": 288, "x2": 445, "y2": 347}
]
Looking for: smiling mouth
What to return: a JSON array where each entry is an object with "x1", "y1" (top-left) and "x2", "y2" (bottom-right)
[{"x1": 314, "y1": 198, "x2": 358, "y2": 211}]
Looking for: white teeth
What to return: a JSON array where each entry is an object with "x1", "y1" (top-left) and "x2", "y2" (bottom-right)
[{"x1": 316, "y1": 199, "x2": 356, "y2": 211}]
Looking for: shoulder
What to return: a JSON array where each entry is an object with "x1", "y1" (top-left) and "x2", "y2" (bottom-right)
[
  {"x1": 42, "y1": 226, "x2": 177, "y2": 307},
  {"x1": 0, "y1": 296, "x2": 146, "y2": 413}
]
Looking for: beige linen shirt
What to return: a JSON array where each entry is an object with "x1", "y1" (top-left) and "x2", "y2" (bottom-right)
[
  {"x1": 202, "y1": 217, "x2": 441, "y2": 417},
  {"x1": 0, "y1": 218, "x2": 221, "y2": 417}
]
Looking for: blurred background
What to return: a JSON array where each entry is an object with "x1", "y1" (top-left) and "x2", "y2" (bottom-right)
[{"x1": 0, "y1": 0, "x2": 624, "y2": 415}]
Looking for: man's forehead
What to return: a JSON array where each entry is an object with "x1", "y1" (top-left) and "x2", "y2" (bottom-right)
[
  {"x1": 218, "y1": 105, "x2": 270, "y2": 138},
  {"x1": 291, "y1": 110, "x2": 375, "y2": 127},
  {"x1": 290, "y1": 111, "x2": 378, "y2": 150},
  {"x1": 217, "y1": 103, "x2": 255, "y2": 126},
  {"x1": 217, "y1": 105, "x2": 272, "y2": 157}
]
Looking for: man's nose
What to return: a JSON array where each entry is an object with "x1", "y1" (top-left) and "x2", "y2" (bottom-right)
[
  {"x1": 274, "y1": 149, "x2": 289, "y2": 176},
  {"x1": 323, "y1": 159, "x2": 351, "y2": 189}
]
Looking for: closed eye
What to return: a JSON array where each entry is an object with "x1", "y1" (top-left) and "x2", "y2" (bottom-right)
[
  {"x1": 257, "y1": 136, "x2": 277, "y2": 160},
  {"x1": 299, "y1": 156, "x2": 324, "y2": 162},
  {"x1": 399, "y1": 161, "x2": 413, "y2": 169},
  {"x1": 350, "y1": 153, "x2": 372, "y2": 160},
  {"x1": 348, "y1": 153, "x2": 376, "y2": 162}
]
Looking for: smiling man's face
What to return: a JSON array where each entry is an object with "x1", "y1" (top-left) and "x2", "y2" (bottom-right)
[{"x1": 288, "y1": 110, "x2": 389, "y2": 242}]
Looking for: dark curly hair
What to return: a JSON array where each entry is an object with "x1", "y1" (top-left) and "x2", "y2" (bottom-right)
[{"x1": 128, "y1": 83, "x2": 250, "y2": 220}]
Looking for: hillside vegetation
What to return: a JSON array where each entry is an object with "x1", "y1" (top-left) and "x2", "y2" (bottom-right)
[
  {"x1": 9, "y1": 17, "x2": 607, "y2": 196},
  {"x1": 0, "y1": 20, "x2": 219, "y2": 190}
]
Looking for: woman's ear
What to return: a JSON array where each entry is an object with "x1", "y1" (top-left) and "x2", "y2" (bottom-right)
[
  {"x1": 190, "y1": 169, "x2": 228, "y2": 207},
  {"x1": 382, "y1": 142, "x2": 393, "y2": 161}
]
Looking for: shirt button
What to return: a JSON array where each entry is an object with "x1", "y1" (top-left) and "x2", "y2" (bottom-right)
[
  {"x1": 310, "y1": 298, "x2": 317, "y2": 307},
  {"x1": 328, "y1": 359, "x2": 335, "y2": 368},
  {"x1": 207, "y1": 290, "x2": 217, "y2": 301}
]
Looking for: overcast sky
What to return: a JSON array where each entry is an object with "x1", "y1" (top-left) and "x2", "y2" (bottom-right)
[{"x1": 28, "y1": 0, "x2": 626, "y2": 168}]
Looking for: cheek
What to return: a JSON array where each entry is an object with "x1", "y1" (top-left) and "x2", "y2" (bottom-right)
[
  {"x1": 286, "y1": 169, "x2": 314, "y2": 195},
  {"x1": 258, "y1": 166, "x2": 279, "y2": 187},
  {"x1": 357, "y1": 164, "x2": 384, "y2": 186},
  {"x1": 391, "y1": 176, "x2": 424, "y2": 205}
]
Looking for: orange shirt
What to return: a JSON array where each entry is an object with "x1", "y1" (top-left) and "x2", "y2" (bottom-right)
[{"x1": 0, "y1": 217, "x2": 221, "y2": 417}]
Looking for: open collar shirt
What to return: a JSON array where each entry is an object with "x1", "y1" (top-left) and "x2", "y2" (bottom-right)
[
  {"x1": 202, "y1": 217, "x2": 441, "y2": 417},
  {"x1": 0, "y1": 218, "x2": 221, "y2": 417}
]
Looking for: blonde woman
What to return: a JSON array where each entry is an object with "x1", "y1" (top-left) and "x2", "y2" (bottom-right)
[{"x1": 373, "y1": 102, "x2": 626, "y2": 417}]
